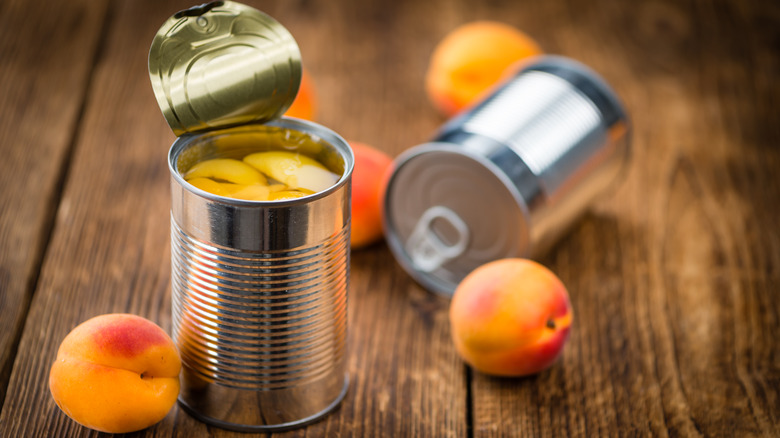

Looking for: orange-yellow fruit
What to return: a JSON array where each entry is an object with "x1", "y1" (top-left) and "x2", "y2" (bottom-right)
[
  {"x1": 49, "y1": 314, "x2": 181, "y2": 433},
  {"x1": 350, "y1": 141, "x2": 393, "y2": 249},
  {"x1": 284, "y1": 68, "x2": 317, "y2": 120},
  {"x1": 243, "y1": 151, "x2": 338, "y2": 194},
  {"x1": 185, "y1": 158, "x2": 267, "y2": 186},
  {"x1": 426, "y1": 21, "x2": 542, "y2": 116},
  {"x1": 268, "y1": 189, "x2": 311, "y2": 201},
  {"x1": 449, "y1": 259, "x2": 572, "y2": 376}
]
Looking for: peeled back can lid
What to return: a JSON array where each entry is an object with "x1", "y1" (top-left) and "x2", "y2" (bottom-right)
[{"x1": 148, "y1": 1, "x2": 301, "y2": 136}]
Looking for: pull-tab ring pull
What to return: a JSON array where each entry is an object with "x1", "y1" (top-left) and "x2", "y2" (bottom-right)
[{"x1": 405, "y1": 206, "x2": 470, "y2": 273}]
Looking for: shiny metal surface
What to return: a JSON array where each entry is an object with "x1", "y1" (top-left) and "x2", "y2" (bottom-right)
[
  {"x1": 149, "y1": 1, "x2": 301, "y2": 136},
  {"x1": 384, "y1": 55, "x2": 630, "y2": 296},
  {"x1": 168, "y1": 118, "x2": 353, "y2": 431},
  {"x1": 384, "y1": 145, "x2": 530, "y2": 295}
]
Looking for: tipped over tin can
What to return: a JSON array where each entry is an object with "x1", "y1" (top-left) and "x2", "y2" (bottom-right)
[
  {"x1": 149, "y1": 2, "x2": 350, "y2": 431},
  {"x1": 384, "y1": 56, "x2": 631, "y2": 296}
]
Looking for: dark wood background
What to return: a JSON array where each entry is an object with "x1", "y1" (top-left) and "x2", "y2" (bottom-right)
[{"x1": 1, "y1": 0, "x2": 778, "y2": 436}]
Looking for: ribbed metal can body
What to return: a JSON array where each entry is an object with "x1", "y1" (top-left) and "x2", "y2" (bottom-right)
[{"x1": 168, "y1": 118, "x2": 352, "y2": 431}]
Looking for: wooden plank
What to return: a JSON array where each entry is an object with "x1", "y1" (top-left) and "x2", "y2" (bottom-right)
[
  {"x1": 0, "y1": 0, "x2": 468, "y2": 436},
  {"x1": 0, "y1": 0, "x2": 108, "y2": 409},
  {"x1": 469, "y1": 0, "x2": 780, "y2": 436},
  {"x1": 0, "y1": 0, "x2": 179, "y2": 434}
]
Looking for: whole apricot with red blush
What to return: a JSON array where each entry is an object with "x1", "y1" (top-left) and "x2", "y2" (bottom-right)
[
  {"x1": 449, "y1": 259, "x2": 572, "y2": 376},
  {"x1": 284, "y1": 68, "x2": 318, "y2": 120},
  {"x1": 49, "y1": 314, "x2": 181, "y2": 433},
  {"x1": 426, "y1": 21, "x2": 542, "y2": 116},
  {"x1": 350, "y1": 141, "x2": 393, "y2": 249}
]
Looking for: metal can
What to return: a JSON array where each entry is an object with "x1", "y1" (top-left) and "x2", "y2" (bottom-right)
[
  {"x1": 383, "y1": 56, "x2": 631, "y2": 297},
  {"x1": 149, "y1": 2, "x2": 351, "y2": 431}
]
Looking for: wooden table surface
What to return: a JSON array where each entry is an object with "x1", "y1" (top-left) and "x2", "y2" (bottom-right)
[{"x1": 1, "y1": 0, "x2": 778, "y2": 436}]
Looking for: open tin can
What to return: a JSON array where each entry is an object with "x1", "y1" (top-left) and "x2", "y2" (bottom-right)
[
  {"x1": 149, "y1": 2, "x2": 350, "y2": 431},
  {"x1": 384, "y1": 56, "x2": 631, "y2": 296}
]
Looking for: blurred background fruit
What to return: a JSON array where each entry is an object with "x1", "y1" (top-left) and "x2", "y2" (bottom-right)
[
  {"x1": 349, "y1": 141, "x2": 393, "y2": 249},
  {"x1": 425, "y1": 21, "x2": 542, "y2": 117},
  {"x1": 284, "y1": 68, "x2": 318, "y2": 120}
]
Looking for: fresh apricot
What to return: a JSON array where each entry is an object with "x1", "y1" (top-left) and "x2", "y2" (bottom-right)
[
  {"x1": 284, "y1": 68, "x2": 317, "y2": 120},
  {"x1": 49, "y1": 314, "x2": 181, "y2": 433},
  {"x1": 449, "y1": 259, "x2": 572, "y2": 376},
  {"x1": 349, "y1": 141, "x2": 393, "y2": 249},
  {"x1": 425, "y1": 21, "x2": 542, "y2": 116}
]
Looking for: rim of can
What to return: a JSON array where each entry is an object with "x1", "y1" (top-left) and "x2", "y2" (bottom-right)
[
  {"x1": 168, "y1": 117, "x2": 354, "y2": 206},
  {"x1": 383, "y1": 142, "x2": 532, "y2": 297},
  {"x1": 149, "y1": 1, "x2": 302, "y2": 136}
]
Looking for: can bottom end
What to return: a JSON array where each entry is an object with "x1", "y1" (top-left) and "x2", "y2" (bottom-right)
[{"x1": 177, "y1": 374, "x2": 350, "y2": 432}]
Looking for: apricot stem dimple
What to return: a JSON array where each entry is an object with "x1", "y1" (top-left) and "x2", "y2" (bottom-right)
[{"x1": 546, "y1": 319, "x2": 556, "y2": 330}]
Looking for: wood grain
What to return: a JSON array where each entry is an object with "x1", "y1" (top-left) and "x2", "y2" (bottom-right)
[
  {"x1": 0, "y1": 0, "x2": 777, "y2": 436},
  {"x1": 0, "y1": 0, "x2": 178, "y2": 435},
  {"x1": 0, "y1": 0, "x2": 108, "y2": 409},
  {"x1": 469, "y1": 0, "x2": 780, "y2": 436}
]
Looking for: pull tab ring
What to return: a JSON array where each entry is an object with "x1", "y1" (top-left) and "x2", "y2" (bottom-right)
[{"x1": 405, "y1": 206, "x2": 470, "y2": 273}]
